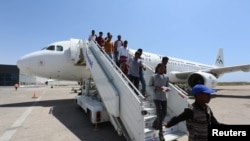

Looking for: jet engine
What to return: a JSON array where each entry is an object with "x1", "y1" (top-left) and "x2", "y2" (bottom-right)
[{"x1": 187, "y1": 72, "x2": 218, "y2": 89}]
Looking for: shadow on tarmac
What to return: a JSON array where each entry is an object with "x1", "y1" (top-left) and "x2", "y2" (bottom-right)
[{"x1": 0, "y1": 99, "x2": 126, "y2": 141}]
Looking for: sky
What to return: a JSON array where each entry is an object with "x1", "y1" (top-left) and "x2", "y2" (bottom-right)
[{"x1": 0, "y1": 0, "x2": 250, "y2": 82}]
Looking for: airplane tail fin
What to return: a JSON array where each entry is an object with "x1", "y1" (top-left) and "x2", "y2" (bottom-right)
[{"x1": 213, "y1": 48, "x2": 224, "y2": 67}]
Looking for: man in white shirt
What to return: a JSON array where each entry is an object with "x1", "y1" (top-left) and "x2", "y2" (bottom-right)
[
  {"x1": 118, "y1": 40, "x2": 129, "y2": 76},
  {"x1": 114, "y1": 35, "x2": 123, "y2": 66},
  {"x1": 88, "y1": 30, "x2": 97, "y2": 41}
]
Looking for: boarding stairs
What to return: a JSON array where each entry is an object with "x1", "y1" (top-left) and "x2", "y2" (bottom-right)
[{"x1": 73, "y1": 39, "x2": 189, "y2": 141}]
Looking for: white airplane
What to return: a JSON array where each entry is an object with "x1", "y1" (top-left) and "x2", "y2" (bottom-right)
[{"x1": 17, "y1": 38, "x2": 250, "y2": 89}]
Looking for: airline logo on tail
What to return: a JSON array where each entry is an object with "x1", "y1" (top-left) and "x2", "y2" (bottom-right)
[
  {"x1": 216, "y1": 56, "x2": 223, "y2": 65},
  {"x1": 214, "y1": 48, "x2": 224, "y2": 67}
]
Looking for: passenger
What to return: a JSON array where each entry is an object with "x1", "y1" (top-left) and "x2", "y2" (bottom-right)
[
  {"x1": 114, "y1": 35, "x2": 123, "y2": 66},
  {"x1": 102, "y1": 34, "x2": 114, "y2": 59},
  {"x1": 137, "y1": 48, "x2": 147, "y2": 97},
  {"x1": 155, "y1": 56, "x2": 169, "y2": 74},
  {"x1": 118, "y1": 40, "x2": 129, "y2": 76},
  {"x1": 95, "y1": 31, "x2": 104, "y2": 47},
  {"x1": 148, "y1": 63, "x2": 170, "y2": 141},
  {"x1": 127, "y1": 51, "x2": 143, "y2": 91},
  {"x1": 104, "y1": 32, "x2": 111, "y2": 40},
  {"x1": 88, "y1": 29, "x2": 97, "y2": 42},
  {"x1": 165, "y1": 84, "x2": 222, "y2": 141}
]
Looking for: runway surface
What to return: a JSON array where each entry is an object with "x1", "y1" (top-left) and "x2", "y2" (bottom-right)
[
  {"x1": 0, "y1": 85, "x2": 126, "y2": 141},
  {"x1": 0, "y1": 85, "x2": 250, "y2": 141}
]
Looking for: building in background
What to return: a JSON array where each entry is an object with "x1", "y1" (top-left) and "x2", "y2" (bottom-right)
[
  {"x1": 0, "y1": 64, "x2": 19, "y2": 86},
  {"x1": 1, "y1": 64, "x2": 77, "y2": 87},
  {"x1": 19, "y1": 73, "x2": 36, "y2": 86},
  {"x1": 0, "y1": 64, "x2": 36, "y2": 86}
]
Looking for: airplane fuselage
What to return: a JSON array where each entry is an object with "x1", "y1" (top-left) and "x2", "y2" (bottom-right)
[{"x1": 17, "y1": 38, "x2": 250, "y2": 89}]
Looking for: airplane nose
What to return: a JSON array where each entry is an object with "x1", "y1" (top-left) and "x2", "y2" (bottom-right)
[
  {"x1": 17, "y1": 54, "x2": 32, "y2": 73},
  {"x1": 17, "y1": 56, "x2": 25, "y2": 72}
]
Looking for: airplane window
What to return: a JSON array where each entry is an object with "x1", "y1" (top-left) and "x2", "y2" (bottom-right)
[
  {"x1": 46, "y1": 45, "x2": 55, "y2": 51},
  {"x1": 56, "y1": 45, "x2": 63, "y2": 51}
]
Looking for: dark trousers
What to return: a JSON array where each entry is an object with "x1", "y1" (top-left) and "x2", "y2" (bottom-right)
[
  {"x1": 128, "y1": 74, "x2": 140, "y2": 95},
  {"x1": 153, "y1": 100, "x2": 167, "y2": 131}
]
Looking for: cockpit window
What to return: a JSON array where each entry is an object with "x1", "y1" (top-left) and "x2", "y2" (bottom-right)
[
  {"x1": 56, "y1": 45, "x2": 63, "y2": 51},
  {"x1": 46, "y1": 45, "x2": 55, "y2": 51},
  {"x1": 41, "y1": 45, "x2": 63, "y2": 51}
]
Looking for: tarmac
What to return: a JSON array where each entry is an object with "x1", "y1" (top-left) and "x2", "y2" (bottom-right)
[{"x1": 0, "y1": 85, "x2": 250, "y2": 141}]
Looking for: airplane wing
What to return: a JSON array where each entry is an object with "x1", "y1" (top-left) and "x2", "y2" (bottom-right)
[
  {"x1": 174, "y1": 64, "x2": 250, "y2": 79},
  {"x1": 208, "y1": 64, "x2": 250, "y2": 76}
]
